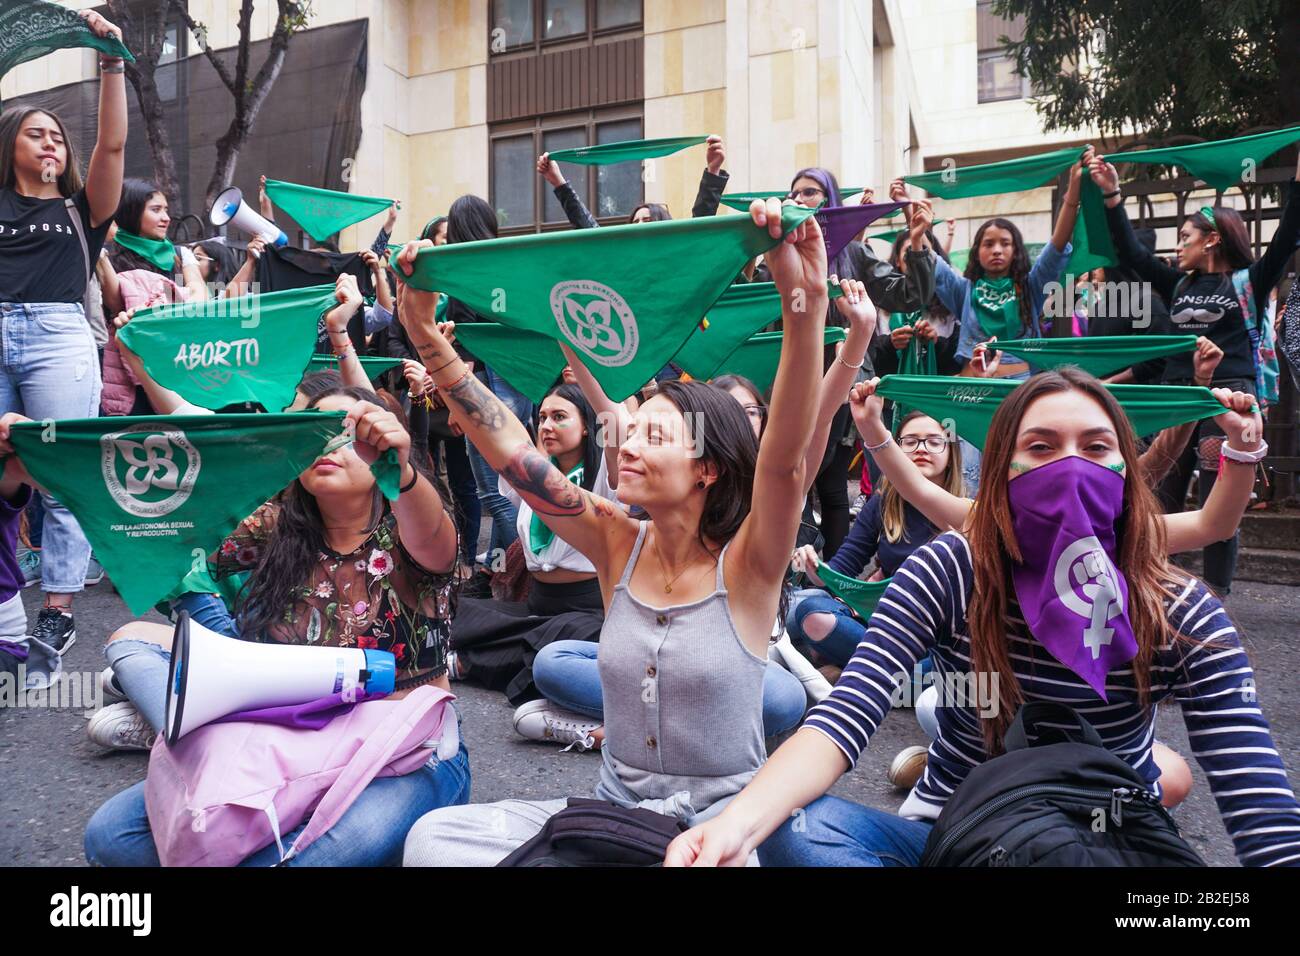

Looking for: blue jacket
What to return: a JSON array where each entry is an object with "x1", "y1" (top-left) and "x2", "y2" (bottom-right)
[{"x1": 932, "y1": 241, "x2": 1072, "y2": 368}]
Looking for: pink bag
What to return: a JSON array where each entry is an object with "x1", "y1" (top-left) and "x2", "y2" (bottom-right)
[{"x1": 144, "y1": 685, "x2": 457, "y2": 867}]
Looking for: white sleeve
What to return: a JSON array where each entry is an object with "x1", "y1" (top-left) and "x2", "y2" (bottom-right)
[{"x1": 497, "y1": 472, "x2": 522, "y2": 508}]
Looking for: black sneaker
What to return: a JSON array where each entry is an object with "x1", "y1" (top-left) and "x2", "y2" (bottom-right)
[{"x1": 32, "y1": 606, "x2": 76, "y2": 656}]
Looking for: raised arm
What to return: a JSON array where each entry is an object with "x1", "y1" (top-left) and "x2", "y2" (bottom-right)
[
  {"x1": 392, "y1": 263, "x2": 635, "y2": 576},
  {"x1": 690, "y1": 136, "x2": 729, "y2": 218},
  {"x1": 1163, "y1": 389, "x2": 1262, "y2": 554},
  {"x1": 345, "y1": 401, "x2": 458, "y2": 575},
  {"x1": 1048, "y1": 149, "x2": 1087, "y2": 253},
  {"x1": 558, "y1": 341, "x2": 630, "y2": 487},
  {"x1": 81, "y1": 11, "x2": 127, "y2": 228},
  {"x1": 222, "y1": 237, "x2": 266, "y2": 299},
  {"x1": 537, "y1": 152, "x2": 599, "y2": 230},
  {"x1": 112, "y1": 311, "x2": 196, "y2": 414},
  {"x1": 1089, "y1": 157, "x2": 1181, "y2": 299},
  {"x1": 323, "y1": 274, "x2": 374, "y2": 392},
  {"x1": 730, "y1": 200, "x2": 829, "y2": 588},
  {"x1": 800, "y1": 275, "x2": 876, "y2": 495},
  {"x1": 848, "y1": 378, "x2": 973, "y2": 532}
]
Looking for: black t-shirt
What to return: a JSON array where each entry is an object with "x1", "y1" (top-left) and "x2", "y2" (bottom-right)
[{"x1": 0, "y1": 188, "x2": 109, "y2": 304}]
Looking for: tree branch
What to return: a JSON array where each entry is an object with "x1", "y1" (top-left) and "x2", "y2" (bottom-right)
[{"x1": 167, "y1": 0, "x2": 237, "y2": 96}]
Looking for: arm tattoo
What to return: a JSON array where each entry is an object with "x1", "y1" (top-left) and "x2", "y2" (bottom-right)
[
  {"x1": 503, "y1": 444, "x2": 586, "y2": 517},
  {"x1": 446, "y1": 371, "x2": 509, "y2": 431}
]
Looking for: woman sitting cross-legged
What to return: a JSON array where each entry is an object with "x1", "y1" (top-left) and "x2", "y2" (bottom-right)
[
  {"x1": 70, "y1": 387, "x2": 468, "y2": 867},
  {"x1": 397, "y1": 198, "x2": 830, "y2": 865},
  {"x1": 665, "y1": 367, "x2": 1299, "y2": 867},
  {"x1": 445, "y1": 381, "x2": 617, "y2": 716}
]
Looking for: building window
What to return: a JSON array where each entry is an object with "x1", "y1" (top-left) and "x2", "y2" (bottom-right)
[
  {"x1": 491, "y1": 111, "x2": 643, "y2": 233},
  {"x1": 976, "y1": 0, "x2": 1028, "y2": 103},
  {"x1": 491, "y1": 0, "x2": 641, "y2": 53}
]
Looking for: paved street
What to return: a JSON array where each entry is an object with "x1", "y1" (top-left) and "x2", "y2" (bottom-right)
[{"x1": 2, "y1": 576, "x2": 1297, "y2": 867}]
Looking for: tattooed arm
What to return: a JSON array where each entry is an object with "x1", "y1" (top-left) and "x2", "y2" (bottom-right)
[{"x1": 395, "y1": 280, "x2": 637, "y2": 575}]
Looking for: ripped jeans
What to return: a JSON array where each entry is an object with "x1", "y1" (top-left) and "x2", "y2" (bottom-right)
[{"x1": 0, "y1": 302, "x2": 101, "y2": 593}]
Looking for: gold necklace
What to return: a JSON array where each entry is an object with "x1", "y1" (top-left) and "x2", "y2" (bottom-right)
[{"x1": 651, "y1": 528, "x2": 698, "y2": 594}]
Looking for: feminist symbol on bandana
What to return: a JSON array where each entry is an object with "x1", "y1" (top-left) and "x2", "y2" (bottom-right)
[
  {"x1": 100, "y1": 426, "x2": 201, "y2": 518},
  {"x1": 1053, "y1": 536, "x2": 1124, "y2": 659},
  {"x1": 549, "y1": 280, "x2": 639, "y2": 368}
]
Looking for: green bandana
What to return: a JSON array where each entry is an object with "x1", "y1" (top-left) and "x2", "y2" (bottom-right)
[
  {"x1": 117, "y1": 285, "x2": 336, "y2": 413},
  {"x1": 888, "y1": 311, "x2": 938, "y2": 377},
  {"x1": 816, "y1": 562, "x2": 890, "y2": 620},
  {"x1": 529, "y1": 460, "x2": 583, "y2": 554},
  {"x1": 971, "y1": 276, "x2": 1022, "y2": 341},
  {"x1": 392, "y1": 205, "x2": 817, "y2": 402},
  {"x1": 1105, "y1": 125, "x2": 1300, "y2": 192},
  {"x1": 306, "y1": 353, "x2": 404, "y2": 379},
  {"x1": 869, "y1": 220, "x2": 946, "y2": 244},
  {"x1": 263, "y1": 179, "x2": 394, "y2": 243},
  {"x1": 993, "y1": 335, "x2": 1198, "y2": 379},
  {"x1": 874, "y1": 375, "x2": 1226, "y2": 451},
  {"x1": 718, "y1": 188, "x2": 864, "y2": 212},
  {"x1": 448, "y1": 324, "x2": 567, "y2": 405},
  {"x1": 0, "y1": 0, "x2": 134, "y2": 78},
  {"x1": 709, "y1": 327, "x2": 847, "y2": 394},
  {"x1": 904, "y1": 149, "x2": 1112, "y2": 276},
  {"x1": 671, "y1": 281, "x2": 844, "y2": 382},
  {"x1": 112, "y1": 229, "x2": 176, "y2": 273},
  {"x1": 548, "y1": 135, "x2": 709, "y2": 166},
  {"x1": 8, "y1": 411, "x2": 347, "y2": 614}
]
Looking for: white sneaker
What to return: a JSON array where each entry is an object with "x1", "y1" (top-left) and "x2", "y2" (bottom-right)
[
  {"x1": 87, "y1": 702, "x2": 157, "y2": 752},
  {"x1": 98, "y1": 667, "x2": 127, "y2": 705},
  {"x1": 512, "y1": 699, "x2": 601, "y2": 752}
]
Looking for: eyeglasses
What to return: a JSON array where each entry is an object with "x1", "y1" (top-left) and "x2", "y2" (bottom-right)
[
  {"x1": 786, "y1": 187, "x2": 826, "y2": 202},
  {"x1": 898, "y1": 436, "x2": 949, "y2": 454},
  {"x1": 742, "y1": 404, "x2": 766, "y2": 422}
]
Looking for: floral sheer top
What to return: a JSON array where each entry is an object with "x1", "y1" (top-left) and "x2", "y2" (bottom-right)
[{"x1": 212, "y1": 502, "x2": 456, "y2": 682}]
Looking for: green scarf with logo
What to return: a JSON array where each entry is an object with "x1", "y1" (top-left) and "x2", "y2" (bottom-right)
[
  {"x1": 392, "y1": 205, "x2": 816, "y2": 402},
  {"x1": 306, "y1": 354, "x2": 404, "y2": 379},
  {"x1": 112, "y1": 229, "x2": 176, "y2": 273},
  {"x1": 117, "y1": 285, "x2": 337, "y2": 412},
  {"x1": 0, "y1": 0, "x2": 134, "y2": 78},
  {"x1": 7, "y1": 412, "x2": 347, "y2": 614},
  {"x1": 263, "y1": 179, "x2": 394, "y2": 243},
  {"x1": 993, "y1": 335, "x2": 1198, "y2": 379},
  {"x1": 874, "y1": 375, "x2": 1226, "y2": 451},
  {"x1": 971, "y1": 276, "x2": 1023, "y2": 341},
  {"x1": 1105, "y1": 125, "x2": 1300, "y2": 192},
  {"x1": 709, "y1": 327, "x2": 847, "y2": 394},
  {"x1": 529, "y1": 461, "x2": 584, "y2": 555},
  {"x1": 548, "y1": 135, "x2": 708, "y2": 166},
  {"x1": 816, "y1": 563, "x2": 891, "y2": 620}
]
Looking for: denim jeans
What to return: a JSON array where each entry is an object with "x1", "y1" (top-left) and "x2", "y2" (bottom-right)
[
  {"x1": 757, "y1": 795, "x2": 934, "y2": 866},
  {"x1": 84, "y1": 742, "x2": 472, "y2": 867},
  {"x1": 0, "y1": 302, "x2": 101, "y2": 592},
  {"x1": 786, "y1": 590, "x2": 865, "y2": 667},
  {"x1": 532, "y1": 639, "x2": 808, "y2": 737},
  {"x1": 466, "y1": 367, "x2": 532, "y2": 559}
]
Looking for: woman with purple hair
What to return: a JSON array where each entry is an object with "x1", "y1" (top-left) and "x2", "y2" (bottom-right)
[{"x1": 756, "y1": 166, "x2": 936, "y2": 559}]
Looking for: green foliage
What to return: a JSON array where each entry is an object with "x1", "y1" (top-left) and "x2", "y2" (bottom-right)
[{"x1": 991, "y1": 0, "x2": 1285, "y2": 142}]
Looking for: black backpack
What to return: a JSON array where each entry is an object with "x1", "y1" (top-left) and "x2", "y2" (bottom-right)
[
  {"x1": 920, "y1": 702, "x2": 1205, "y2": 867},
  {"x1": 498, "y1": 799, "x2": 687, "y2": 867}
]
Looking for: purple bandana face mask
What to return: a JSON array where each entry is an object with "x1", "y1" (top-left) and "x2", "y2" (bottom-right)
[{"x1": 1007, "y1": 455, "x2": 1137, "y2": 700}]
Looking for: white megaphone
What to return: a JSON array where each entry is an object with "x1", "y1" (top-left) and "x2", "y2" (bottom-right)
[
  {"x1": 209, "y1": 185, "x2": 289, "y2": 247},
  {"x1": 163, "y1": 611, "x2": 396, "y2": 745}
]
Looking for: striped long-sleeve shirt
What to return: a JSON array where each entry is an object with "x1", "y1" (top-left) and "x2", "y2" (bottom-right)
[{"x1": 804, "y1": 531, "x2": 1300, "y2": 867}]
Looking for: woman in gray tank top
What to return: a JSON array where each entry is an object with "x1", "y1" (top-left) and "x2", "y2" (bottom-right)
[{"x1": 393, "y1": 198, "x2": 845, "y2": 866}]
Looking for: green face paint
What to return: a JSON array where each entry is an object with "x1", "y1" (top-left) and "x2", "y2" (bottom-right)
[
  {"x1": 1107, "y1": 462, "x2": 1127, "y2": 473},
  {"x1": 1009, "y1": 462, "x2": 1032, "y2": 473}
]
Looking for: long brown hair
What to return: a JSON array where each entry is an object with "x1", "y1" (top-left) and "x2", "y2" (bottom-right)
[
  {"x1": 0, "y1": 107, "x2": 84, "y2": 196},
  {"x1": 882, "y1": 411, "x2": 965, "y2": 543},
  {"x1": 964, "y1": 217, "x2": 1034, "y2": 337},
  {"x1": 965, "y1": 368, "x2": 1189, "y2": 754}
]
